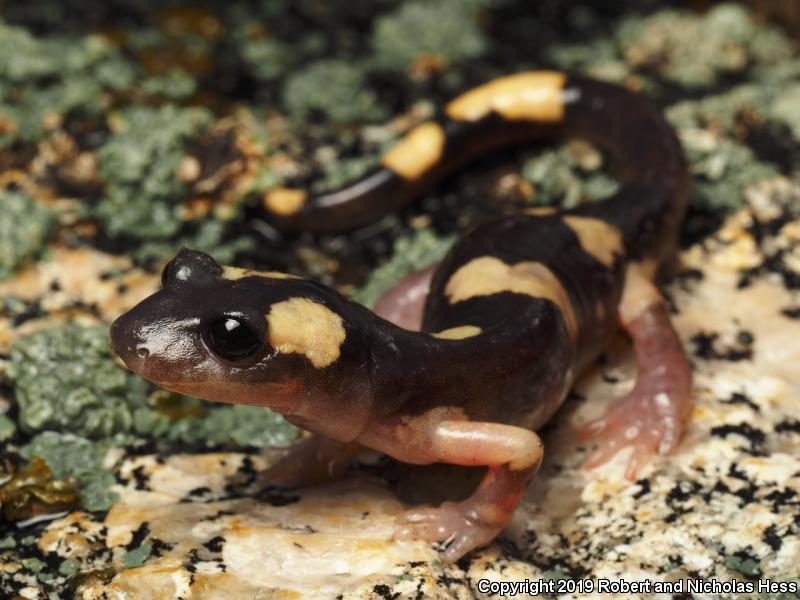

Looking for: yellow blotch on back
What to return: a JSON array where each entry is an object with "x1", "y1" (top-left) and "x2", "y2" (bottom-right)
[
  {"x1": 445, "y1": 256, "x2": 577, "y2": 339},
  {"x1": 562, "y1": 215, "x2": 624, "y2": 268},
  {"x1": 381, "y1": 121, "x2": 445, "y2": 180},
  {"x1": 263, "y1": 187, "x2": 308, "y2": 216},
  {"x1": 222, "y1": 266, "x2": 299, "y2": 280},
  {"x1": 446, "y1": 71, "x2": 567, "y2": 123},
  {"x1": 267, "y1": 298, "x2": 346, "y2": 368},
  {"x1": 431, "y1": 325, "x2": 482, "y2": 340}
]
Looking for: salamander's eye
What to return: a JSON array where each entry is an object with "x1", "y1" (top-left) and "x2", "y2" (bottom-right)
[{"x1": 206, "y1": 316, "x2": 261, "y2": 360}]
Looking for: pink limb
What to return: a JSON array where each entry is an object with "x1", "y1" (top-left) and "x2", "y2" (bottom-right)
[
  {"x1": 579, "y1": 267, "x2": 692, "y2": 479},
  {"x1": 371, "y1": 263, "x2": 438, "y2": 331},
  {"x1": 359, "y1": 417, "x2": 543, "y2": 562}
]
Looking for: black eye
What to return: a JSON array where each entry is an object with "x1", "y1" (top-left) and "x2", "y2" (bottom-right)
[{"x1": 206, "y1": 317, "x2": 261, "y2": 360}]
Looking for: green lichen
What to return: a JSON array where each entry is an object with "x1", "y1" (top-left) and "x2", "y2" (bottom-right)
[
  {"x1": 96, "y1": 104, "x2": 213, "y2": 240},
  {"x1": 0, "y1": 415, "x2": 15, "y2": 442},
  {"x1": 521, "y1": 142, "x2": 620, "y2": 209},
  {"x1": 5, "y1": 323, "x2": 150, "y2": 439},
  {"x1": 615, "y1": 4, "x2": 793, "y2": 89},
  {"x1": 122, "y1": 542, "x2": 152, "y2": 568},
  {"x1": 351, "y1": 229, "x2": 457, "y2": 309},
  {"x1": 546, "y1": 37, "x2": 630, "y2": 85},
  {"x1": 0, "y1": 536, "x2": 15, "y2": 549},
  {"x1": 21, "y1": 557, "x2": 45, "y2": 572},
  {"x1": 372, "y1": 0, "x2": 489, "y2": 72},
  {"x1": 723, "y1": 553, "x2": 761, "y2": 577},
  {"x1": 549, "y1": 4, "x2": 794, "y2": 92},
  {"x1": 140, "y1": 69, "x2": 197, "y2": 100},
  {"x1": 58, "y1": 559, "x2": 78, "y2": 577},
  {"x1": 0, "y1": 18, "x2": 137, "y2": 145},
  {"x1": 772, "y1": 83, "x2": 800, "y2": 141},
  {"x1": 238, "y1": 34, "x2": 292, "y2": 82},
  {"x1": 283, "y1": 60, "x2": 385, "y2": 124},
  {"x1": 683, "y1": 135, "x2": 777, "y2": 212},
  {"x1": 133, "y1": 402, "x2": 298, "y2": 449},
  {"x1": 5, "y1": 322, "x2": 298, "y2": 450},
  {"x1": 667, "y1": 89, "x2": 780, "y2": 212},
  {"x1": 0, "y1": 190, "x2": 57, "y2": 280},
  {"x1": 20, "y1": 432, "x2": 119, "y2": 512},
  {"x1": 131, "y1": 219, "x2": 255, "y2": 268},
  {"x1": 667, "y1": 84, "x2": 774, "y2": 136}
]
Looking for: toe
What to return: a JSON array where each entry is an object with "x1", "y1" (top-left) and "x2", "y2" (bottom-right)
[
  {"x1": 577, "y1": 417, "x2": 608, "y2": 441},
  {"x1": 583, "y1": 434, "x2": 625, "y2": 468}
]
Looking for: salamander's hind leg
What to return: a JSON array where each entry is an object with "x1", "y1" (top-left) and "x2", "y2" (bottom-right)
[
  {"x1": 378, "y1": 419, "x2": 543, "y2": 562},
  {"x1": 579, "y1": 267, "x2": 692, "y2": 479},
  {"x1": 372, "y1": 263, "x2": 437, "y2": 330}
]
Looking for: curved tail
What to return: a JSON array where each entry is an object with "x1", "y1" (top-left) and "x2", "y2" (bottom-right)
[{"x1": 264, "y1": 71, "x2": 688, "y2": 260}]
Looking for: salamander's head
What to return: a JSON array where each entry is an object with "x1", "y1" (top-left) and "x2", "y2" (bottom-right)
[{"x1": 110, "y1": 249, "x2": 361, "y2": 417}]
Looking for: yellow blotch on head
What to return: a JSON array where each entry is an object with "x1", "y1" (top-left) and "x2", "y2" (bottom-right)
[
  {"x1": 562, "y1": 215, "x2": 624, "y2": 268},
  {"x1": 381, "y1": 121, "x2": 445, "y2": 180},
  {"x1": 222, "y1": 266, "x2": 299, "y2": 281},
  {"x1": 267, "y1": 298, "x2": 346, "y2": 368},
  {"x1": 446, "y1": 71, "x2": 567, "y2": 123},
  {"x1": 445, "y1": 256, "x2": 577, "y2": 339},
  {"x1": 263, "y1": 187, "x2": 308, "y2": 217},
  {"x1": 431, "y1": 325, "x2": 482, "y2": 340}
]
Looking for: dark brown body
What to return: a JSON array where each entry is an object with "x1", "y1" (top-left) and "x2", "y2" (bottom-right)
[{"x1": 111, "y1": 71, "x2": 692, "y2": 562}]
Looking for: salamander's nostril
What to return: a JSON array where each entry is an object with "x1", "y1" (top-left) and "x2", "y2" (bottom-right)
[{"x1": 136, "y1": 346, "x2": 150, "y2": 358}]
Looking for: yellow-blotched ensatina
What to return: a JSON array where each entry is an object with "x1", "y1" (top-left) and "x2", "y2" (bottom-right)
[{"x1": 110, "y1": 71, "x2": 693, "y2": 561}]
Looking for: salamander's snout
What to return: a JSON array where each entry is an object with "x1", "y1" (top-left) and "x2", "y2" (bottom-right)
[
  {"x1": 109, "y1": 309, "x2": 148, "y2": 372},
  {"x1": 108, "y1": 288, "x2": 204, "y2": 387}
]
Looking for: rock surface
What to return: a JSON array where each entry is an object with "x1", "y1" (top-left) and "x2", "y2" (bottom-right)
[{"x1": 3, "y1": 178, "x2": 798, "y2": 598}]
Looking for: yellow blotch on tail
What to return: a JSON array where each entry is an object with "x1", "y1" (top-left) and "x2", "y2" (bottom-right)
[
  {"x1": 381, "y1": 121, "x2": 446, "y2": 180},
  {"x1": 431, "y1": 325, "x2": 482, "y2": 340},
  {"x1": 446, "y1": 71, "x2": 567, "y2": 123},
  {"x1": 263, "y1": 187, "x2": 308, "y2": 216}
]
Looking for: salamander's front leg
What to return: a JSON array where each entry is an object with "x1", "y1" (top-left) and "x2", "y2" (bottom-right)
[
  {"x1": 363, "y1": 418, "x2": 543, "y2": 562},
  {"x1": 579, "y1": 267, "x2": 692, "y2": 479},
  {"x1": 254, "y1": 435, "x2": 364, "y2": 489}
]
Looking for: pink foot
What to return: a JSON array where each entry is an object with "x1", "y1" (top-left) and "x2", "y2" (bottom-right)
[
  {"x1": 579, "y1": 388, "x2": 686, "y2": 480},
  {"x1": 395, "y1": 501, "x2": 503, "y2": 562},
  {"x1": 580, "y1": 300, "x2": 692, "y2": 480}
]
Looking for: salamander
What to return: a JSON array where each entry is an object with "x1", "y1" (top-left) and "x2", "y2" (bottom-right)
[{"x1": 110, "y1": 71, "x2": 692, "y2": 562}]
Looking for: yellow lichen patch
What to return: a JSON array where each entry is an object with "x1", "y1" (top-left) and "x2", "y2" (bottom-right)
[
  {"x1": 222, "y1": 266, "x2": 299, "y2": 281},
  {"x1": 431, "y1": 325, "x2": 482, "y2": 340},
  {"x1": 263, "y1": 187, "x2": 308, "y2": 216},
  {"x1": 267, "y1": 298, "x2": 346, "y2": 368},
  {"x1": 562, "y1": 215, "x2": 624, "y2": 268},
  {"x1": 444, "y1": 256, "x2": 577, "y2": 339},
  {"x1": 446, "y1": 71, "x2": 566, "y2": 123},
  {"x1": 381, "y1": 121, "x2": 445, "y2": 180}
]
